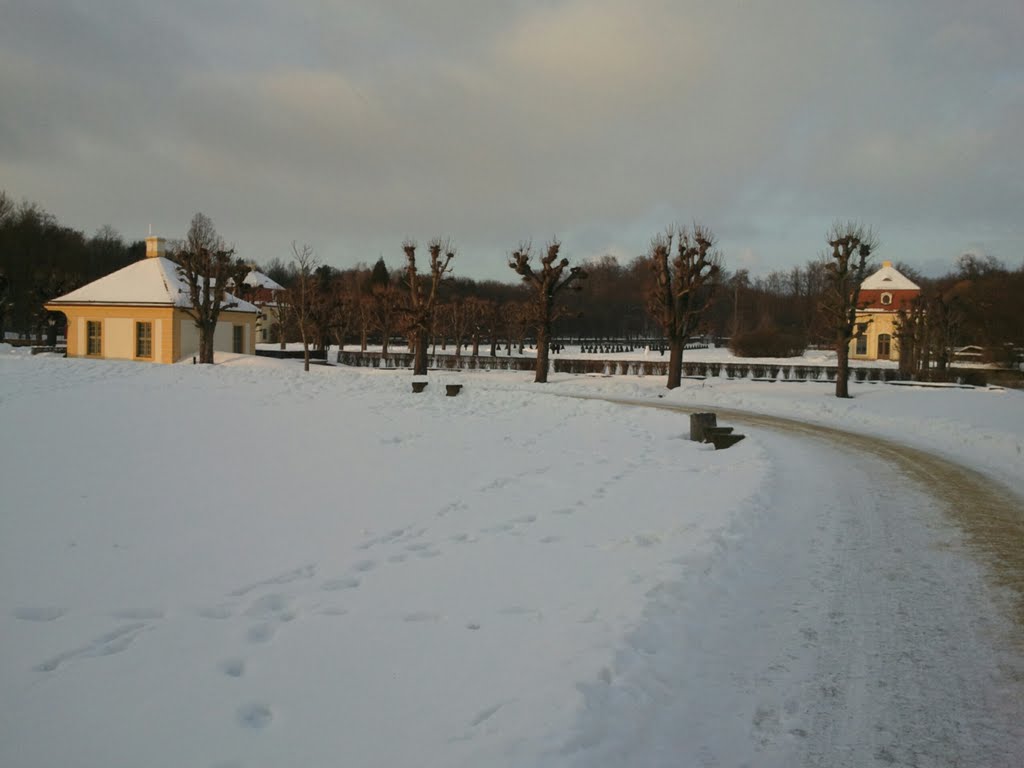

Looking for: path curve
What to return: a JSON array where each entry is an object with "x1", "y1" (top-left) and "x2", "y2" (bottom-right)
[
  {"x1": 555, "y1": 393, "x2": 1024, "y2": 767},
  {"x1": 590, "y1": 393, "x2": 1024, "y2": 628}
]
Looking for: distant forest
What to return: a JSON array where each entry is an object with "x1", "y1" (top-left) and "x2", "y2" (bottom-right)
[{"x1": 2, "y1": 191, "x2": 1021, "y2": 367}]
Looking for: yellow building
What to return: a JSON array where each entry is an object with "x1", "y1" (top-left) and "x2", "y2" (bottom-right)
[
  {"x1": 850, "y1": 261, "x2": 921, "y2": 362},
  {"x1": 45, "y1": 236, "x2": 258, "y2": 364}
]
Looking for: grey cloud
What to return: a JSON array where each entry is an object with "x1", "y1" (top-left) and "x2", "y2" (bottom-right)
[{"x1": 2, "y1": 0, "x2": 1021, "y2": 279}]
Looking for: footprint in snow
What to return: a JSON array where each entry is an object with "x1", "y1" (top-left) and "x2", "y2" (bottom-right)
[
  {"x1": 246, "y1": 623, "x2": 276, "y2": 644},
  {"x1": 36, "y1": 622, "x2": 148, "y2": 672},
  {"x1": 220, "y1": 658, "x2": 246, "y2": 678},
  {"x1": 237, "y1": 702, "x2": 273, "y2": 729},
  {"x1": 353, "y1": 559, "x2": 376, "y2": 573},
  {"x1": 244, "y1": 594, "x2": 296, "y2": 621},
  {"x1": 321, "y1": 577, "x2": 360, "y2": 591},
  {"x1": 229, "y1": 564, "x2": 316, "y2": 597},
  {"x1": 470, "y1": 701, "x2": 506, "y2": 727},
  {"x1": 13, "y1": 606, "x2": 65, "y2": 622}
]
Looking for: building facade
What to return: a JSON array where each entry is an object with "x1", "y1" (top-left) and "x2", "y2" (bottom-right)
[
  {"x1": 45, "y1": 236, "x2": 258, "y2": 363},
  {"x1": 850, "y1": 261, "x2": 921, "y2": 362}
]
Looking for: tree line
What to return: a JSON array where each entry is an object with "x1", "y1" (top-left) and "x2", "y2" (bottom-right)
[{"x1": 2, "y1": 191, "x2": 1021, "y2": 394}]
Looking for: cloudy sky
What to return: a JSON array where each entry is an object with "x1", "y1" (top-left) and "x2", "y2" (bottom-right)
[{"x1": 2, "y1": 1, "x2": 1021, "y2": 281}]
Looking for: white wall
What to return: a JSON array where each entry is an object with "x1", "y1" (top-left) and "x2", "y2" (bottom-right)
[
  {"x1": 214, "y1": 320, "x2": 247, "y2": 354},
  {"x1": 179, "y1": 319, "x2": 200, "y2": 360},
  {"x1": 179, "y1": 317, "x2": 249, "y2": 358}
]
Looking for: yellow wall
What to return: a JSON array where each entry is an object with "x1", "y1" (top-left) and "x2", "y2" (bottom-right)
[
  {"x1": 46, "y1": 305, "x2": 176, "y2": 363},
  {"x1": 849, "y1": 310, "x2": 900, "y2": 361},
  {"x1": 45, "y1": 304, "x2": 256, "y2": 364}
]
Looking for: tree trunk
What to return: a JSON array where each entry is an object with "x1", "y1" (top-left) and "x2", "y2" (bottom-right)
[
  {"x1": 199, "y1": 324, "x2": 215, "y2": 364},
  {"x1": 535, "y1": 320, "x2": 551, "y2": 383},
  {"x1": 360, "y1": 328, "x2": 368, "y2": 352},
  {"x1": 303, "y1": 341, "x2": 310, "y2": 372},
  {"x1": 835, "y1": 336, "x2": 850, "y2": 397},
  {"x1": 413, "y1": 329, "x2": 429, "y2": 376},
  {"x1": 472, "y1": 333, "x2": 480, "y2": 357},
  {"x1": 666, "y1": 337, "x2": 683, "y2": 389}
]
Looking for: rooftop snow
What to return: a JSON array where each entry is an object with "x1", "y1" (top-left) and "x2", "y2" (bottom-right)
[
  {"x1": 47, "y1": 257, "x2": 258, "y2": 312},
  {"x1": 861, "y1": 263, "x2": 920, "y2": 291},
  {"x1": 242, "y1": 270, "x2": 285, "y2": 291}
]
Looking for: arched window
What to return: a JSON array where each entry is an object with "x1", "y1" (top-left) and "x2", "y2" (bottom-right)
[
  {"x1": 878, "y1": 333, "x2": 892, "y2": 358},
  {"x1": 881, "y1": 292, "x2": 893, "y2": 306}
]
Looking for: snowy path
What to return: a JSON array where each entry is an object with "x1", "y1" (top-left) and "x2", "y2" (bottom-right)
[{"x1": 558, "y1": 398, "x2": 1024, "y2": 766}]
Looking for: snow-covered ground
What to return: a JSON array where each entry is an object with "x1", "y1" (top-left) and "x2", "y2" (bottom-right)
[{"x1": 2, "y1": 347, "x2": 1022, "y2": 767}]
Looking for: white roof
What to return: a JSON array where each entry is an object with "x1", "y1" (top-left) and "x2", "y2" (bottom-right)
[
  {"x1": 861, "y1": 263, "x2": 920, "y2": 291},
  {"x1": 48, "y1": 257, "x2": 258, "y2": 313},
  {"x1": 242, "y1": 270, "x2": 285, "y2": 291}
]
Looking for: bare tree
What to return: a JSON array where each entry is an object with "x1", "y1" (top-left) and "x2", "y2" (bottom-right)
[
  {"x1": 368, "y1": 257, "x2": 400, "y2": 356},
  {"x1": 895, "y1": 296, "x2": 927, "y2": 379},
  {"x1": 819, "y1": 222, "x2": 877, "y2": 398},
  {"x1": 403, "y1": 239, "x2": 455, "y2": 376},
  {"x1": 508, "y1": 240, "x2": 588, "y2": 383},
  {"x1": 463, "y1": 296, "x2": 490, "y2": 357},
  {"x1": 444, "y1": 299, "x2": 475, "y2": 359},
  {"x1": 647, "y1": 225, "x2": 721, "y2": 389},
  {"x1": 173, "y1": 213, "x2": 249, "y2": 364},
  {"x1": 287, "y1": 242, "x2": 319, "y2": 372}
]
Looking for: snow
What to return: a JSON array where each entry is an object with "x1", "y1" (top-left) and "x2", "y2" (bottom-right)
[
  {"x1": 860, "y1": 263, "x2": 920, "y2": 291},
  {"x1": 47, "y1": 256, "x2": 258, "y2": 312},
  {"x1": 242, "y1": 270, "x2": 285, "y2": 292},
  {"x1": 1, "y1": 349, "x2": 1022, "y2": 767}
]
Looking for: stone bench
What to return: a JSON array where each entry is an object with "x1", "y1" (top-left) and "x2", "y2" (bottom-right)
[{"x1": 690, "y1": 412, "x2": 746, "y2": 450}]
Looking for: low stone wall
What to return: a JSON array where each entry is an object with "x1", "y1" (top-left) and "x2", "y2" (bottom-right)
[
  {"x1": 256, "y1": 348, "x2": 327, "y2": 360},
  {"x1": 335, "y1": 350, "x2": 1020, "y2": 387},
  {"x1": 337, "y1": 350, "x2": 537, "y2": 371}
]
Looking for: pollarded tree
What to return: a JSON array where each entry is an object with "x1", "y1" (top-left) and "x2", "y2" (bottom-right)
[
  {"x1": 174, "y1": 212, "x2": 249, "y2": 364},
  {"x1": 647, "y1": 225, "x2": 721, "y2": 389},
  {"x1": 403, "y1": 238, "x2": 455, "y2": 376},
  {"x1": 819, "y1": 222, "x2": 877, "y2": 398},
  {"x1": 509, "y1": 240, "x2": 588, "y2": 383}
]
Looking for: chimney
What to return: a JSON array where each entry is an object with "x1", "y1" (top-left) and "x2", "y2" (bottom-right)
[
  {"x1": 146, "y1": 236, "x2": 166, "y2": 259},
  {"x1": 882, "y1": 260, "x2": 892, "y2": 268}
]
